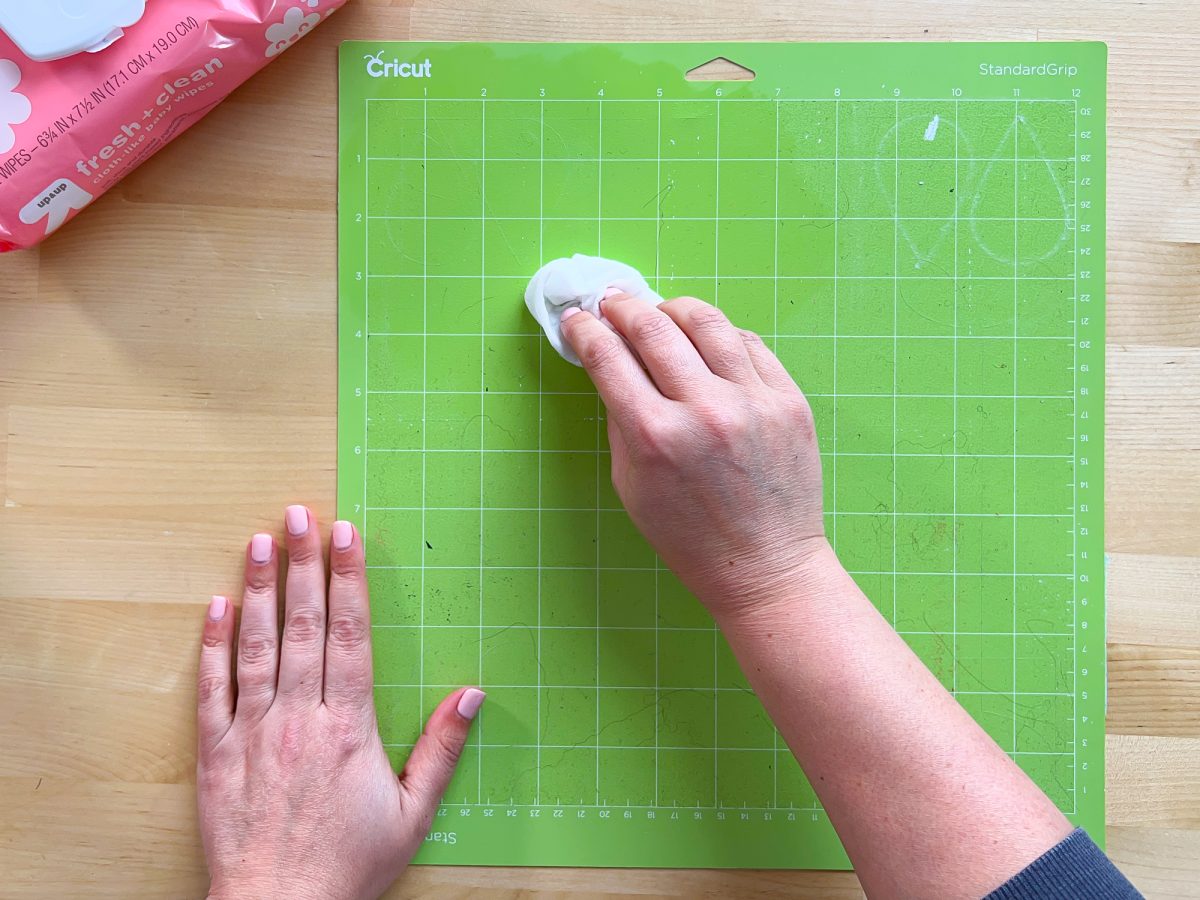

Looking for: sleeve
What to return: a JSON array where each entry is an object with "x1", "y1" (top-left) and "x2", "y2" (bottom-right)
[{"x1": 984, "y1": 828, "x2": 1143, "y2": 899}]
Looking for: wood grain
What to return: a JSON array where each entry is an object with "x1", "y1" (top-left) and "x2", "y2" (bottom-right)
[{"x1": 2, "y1": 1, "x2": 1198, "y2": 896}]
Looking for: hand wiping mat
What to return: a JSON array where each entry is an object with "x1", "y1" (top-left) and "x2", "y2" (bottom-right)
[
  {"x1": 526, "y1": 254, "x2": 663, "y2": 365},
  {"x1": 337, "y1": 42, "x2": 1106, "y2": 868}
]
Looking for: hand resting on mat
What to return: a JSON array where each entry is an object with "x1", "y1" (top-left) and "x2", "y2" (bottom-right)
[{"x1": 196, "y1": 507, "x2": 484, "y2": 900}]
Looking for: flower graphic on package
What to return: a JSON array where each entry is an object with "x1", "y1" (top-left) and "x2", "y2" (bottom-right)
[
  {"x1": 265, "y1": 7, "x2": 321, "y2": 58},
  {"x1": 0, "y1": 59, "x2": 33, "y2": 155}
]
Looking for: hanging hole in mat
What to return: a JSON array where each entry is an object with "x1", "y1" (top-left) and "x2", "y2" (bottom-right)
[{"x1": 684, "y1": 56, "x2": 756, "y2": 82}]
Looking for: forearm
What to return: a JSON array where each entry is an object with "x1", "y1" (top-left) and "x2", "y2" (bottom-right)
[{"x1": 715, "y1": 540, "x2": 1073, "y2": 899}]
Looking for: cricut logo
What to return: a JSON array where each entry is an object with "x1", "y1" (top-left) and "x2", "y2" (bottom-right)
[{"x1": 365, "y1": 52, "x2": 431, "y2": 79}]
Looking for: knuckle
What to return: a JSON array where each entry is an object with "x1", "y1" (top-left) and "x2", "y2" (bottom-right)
[
  {"x1": 789, "y1": 397, "x2": 816, "y2": 436},
  {"x1": 700, "y1": 404, "x2": 748, "y2": 442},
  {"x1": 709, "y1": 345, "x2": 747, "y2": 375},
  {"x1": 238, "y1": 630, "x2": 277, "y2": 665},
  {"x1": 632, "y1": 312, "x2": 676, "y2": 347},
  {"x1": 629, "y1": 417, "x2": 664, "y2": 453},
  {"x1": 328, "y1": 709, "x2": 370, "y2": 752},
  {"x1": 197, "y1": 673, "x2": 226, "y2": 704},
  {"x1": 687, "y1": 304, "x2": 729, "y2": 332},
  {"x1": 244, "y1": 564, "x2": 275, "y2": 593},
  {"x1": 739, "y1": 327, "x2": 766, "y2": 347},
  {"x1": 791, "y1": 396, "x2": 814, "y2": 422},
  {"x1": 330, "y1": 552, "x2": 365, "y2": 580},
  {"x1": 429, "y1": 729, "x2": 465, "y2": 770},
  {"x1": 287, "y1": 540, "x2": 323, "y2": 567},
  {"x1": 770, "y1": 392, "x2": 815, "y2": 438},
  {"x1": 656, "y1": 354, "x2": 694, "y2": 386},
  {"x1": 283, "y1": 608, "x2": 325, "y2": 645},
  {"x1": 326, "y1": 613, "x2": 371, "y2": 652},
  {"x1": 629, "y1": 416, "x2": 680, "y2": 463},
  {"x1": 579, "y1": 333, "x2": 624, "y2": 371},
  {"x1": 201, "y1": 630, "x2": 226, "y2": 650},
  {"x1": 662, "y1": 294, "x2": 702, "y2": 311}
]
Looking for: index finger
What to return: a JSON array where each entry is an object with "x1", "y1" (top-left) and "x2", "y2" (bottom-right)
[{"x1": 560, "y1": 306, "x2": 667, "y2": 430}]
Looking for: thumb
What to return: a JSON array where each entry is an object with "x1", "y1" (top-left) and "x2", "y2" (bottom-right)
[{"x1": 399, "y1": 687, "x2": 485, "y2": 808}]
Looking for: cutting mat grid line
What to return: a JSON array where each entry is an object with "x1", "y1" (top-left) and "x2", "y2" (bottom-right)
[
  {"x1": 594, "y1": 98, "x2": 603, "y2": 808},
  {"x1": 537, "y1": 96, "x2": 545, "y2": 809},
  {"x1": 339, "y1": 42, "x2": 1105, "y2": 868},
  {"x1": 892, "y1": 100, "x2": 900, "y2": 630},
  {"x1": 771, "y1": 96, "x2": 783, "y2": 809},
  {"x1": 711, "y1": 97, "x2": 721, "y2": 818},
  {"x1": 653, "y1": 97, "x2": 662, "y2": 808},
  {"x1": 1012, "y1": 99, "x2": 1021, "y2": 757},
  {"x1": 475, "y1": 98, "x2": 486, "y2": 801}
]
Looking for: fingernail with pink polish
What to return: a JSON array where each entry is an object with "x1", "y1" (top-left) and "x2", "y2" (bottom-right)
[
  {"x1": 456, "y1": 688, "x2": 486, "y2": 721},
  {"x1": 560, "y1": 306, "x2": 581, "y2": 323},
  {"x1": 285, "y1": 505, "x2": 308, "y2": 536},
  {"x1": 603, "y1": 286, "x2": 623, "y2": 299},
  {"x1": 208, "y1": 595, "x2": 228, "y2": 621},
  {"x1": 250, "y1": 533, "x2": 273, "y2": 564},
  {"x1": 332, "y1": 520, "x2": 354, "y2": 551}
]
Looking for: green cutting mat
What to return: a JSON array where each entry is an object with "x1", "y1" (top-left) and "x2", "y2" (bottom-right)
[{"x1": 338, "y1": 42, "x2": 1106, "y2": 868}]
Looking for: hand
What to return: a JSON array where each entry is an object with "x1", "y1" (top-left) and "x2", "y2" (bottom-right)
[
  {"x1": 560, "y1": 295, "x2": 827, "y2": 620},
  {"x1": 196, "y1": 506, "x2": 485, "y2": 900}
]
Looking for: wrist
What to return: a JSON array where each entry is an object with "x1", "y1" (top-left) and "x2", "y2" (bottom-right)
[{"x1": 707, "y1": 537, "x2": 846, "y2": 633}]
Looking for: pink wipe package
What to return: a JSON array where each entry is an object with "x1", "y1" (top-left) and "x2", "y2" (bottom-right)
[{"x1": 0, "y1": 1, "x2": 347, "y2": 251}]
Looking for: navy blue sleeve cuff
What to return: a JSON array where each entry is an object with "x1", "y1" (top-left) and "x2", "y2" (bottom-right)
[{"x1": 985, "y1": 829, "x2": 1142, "y2": 899}]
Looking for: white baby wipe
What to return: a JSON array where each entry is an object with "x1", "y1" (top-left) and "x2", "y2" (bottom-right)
[
  {"x1": 524, "y1": 254, "x2": 663, "y2": 366},
  {"x1": 0, "y1": 1, "x2": 147, "y2": 61}
]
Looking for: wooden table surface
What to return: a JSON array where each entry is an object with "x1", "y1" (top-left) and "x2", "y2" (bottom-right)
[{"x1": 2, "y1": 2, "x2": 1198, "y2": 897}]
